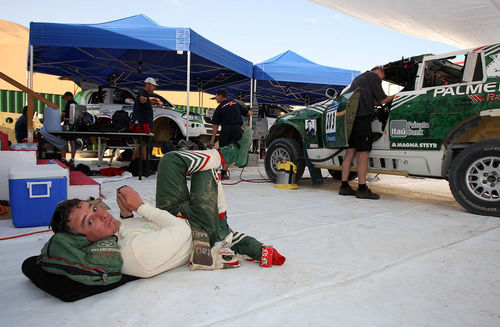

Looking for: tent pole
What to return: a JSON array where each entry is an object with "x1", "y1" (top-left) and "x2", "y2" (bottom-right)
[
  {"x1": 186, "y1": 50, "x2": 191, "y2": 142},
  {"x1": 27, "y1": 45, "x2": 34, "y2": 143},
  {"x1": 249, "y1": 78, "x2": 253, "y2": 128}
]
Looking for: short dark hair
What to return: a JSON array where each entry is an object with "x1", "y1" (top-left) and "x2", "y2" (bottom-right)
[
  {"x1": 215, "y1": 88, "x2": 227, "y2": 98},
  {"x1": 63, "y1": 91, "x2": 73, "y2": 97},
  {"x1": 22, "y1": 106, "x2": 28, "y2": 115},
  {"x1": 371, "y1": 66, "x2": 385, "y2": 73},
  {"x1": 50, "y1": 199, "x2": 81, "y2": 234}
]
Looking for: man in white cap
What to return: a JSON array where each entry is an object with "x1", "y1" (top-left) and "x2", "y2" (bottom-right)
[{"x1": 132, "y1": 77, "x2": 158, "y2": 160}]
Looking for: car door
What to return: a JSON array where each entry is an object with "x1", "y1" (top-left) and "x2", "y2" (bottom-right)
[{"x1": 324, "y1": 88, "x2": 360, "y2": 148}]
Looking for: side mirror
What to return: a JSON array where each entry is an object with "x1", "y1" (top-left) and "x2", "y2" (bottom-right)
[{"x1": 325, "y1": 88, "x2": 338, "y2": 100}]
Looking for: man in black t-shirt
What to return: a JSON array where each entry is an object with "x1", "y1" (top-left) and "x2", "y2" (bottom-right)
[
  {"x1": 60, "y1": 91, "x2": 77, "y2": 166},
  {"x1": 132, "y1": 77, "x2": 158, "y2": 160},
  {"x1": 339, "y1": 67, "x2": 395, "y2": 200},
  {"x1": 15, "y1": 106, "x2": 28, "y2": 143},
  {"x1": 209, "y1": 88, "x2": 251, "y2": 180}
]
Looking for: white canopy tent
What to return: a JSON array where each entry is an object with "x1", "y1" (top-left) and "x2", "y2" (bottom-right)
[{"x1": 310, "y1": 0, "x2": 500, "y2": 49}]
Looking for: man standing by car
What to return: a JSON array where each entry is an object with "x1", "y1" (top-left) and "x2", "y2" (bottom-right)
[
  {"x1": 132, "y1": 77, "x2": 158, "y2": 160},
  {"x1": 209, "y1": 88, "x2": 251, "y2": 180},
  {"x1": 60, "y1": 91, "x2": 77, "y2": 166},
  {"x1": 339, "y1": 66, "x2": 395, "y2": 199}
]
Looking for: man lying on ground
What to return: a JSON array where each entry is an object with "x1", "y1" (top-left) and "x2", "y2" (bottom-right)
[{"x1": 49, "y1": 128, "x2": 285, "y2": 278}]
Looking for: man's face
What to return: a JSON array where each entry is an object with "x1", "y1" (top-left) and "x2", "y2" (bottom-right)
[
  {"x1": 67, "y1": 201, "x2": 120, "y2": 242},
  {"x1": 214, "y1": 94, "x2": 223, "y2": 104},
  {"x1": 307, "y1": 121, "x2": 312, "y2": 129},
  {"x1": 374, "y1": 69, "x2": 385, "y2": 81},
  {"x1": 63, "y1": 95, "x2": 72, "y2": 102},
  {"x1": 145, "y1": 83, "x2": 157, "y2": 93}
]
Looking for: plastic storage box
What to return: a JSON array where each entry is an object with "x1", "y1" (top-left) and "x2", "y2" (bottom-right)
[{"x1": 9, "y1": 165, "x2": 68, "y2": 228}]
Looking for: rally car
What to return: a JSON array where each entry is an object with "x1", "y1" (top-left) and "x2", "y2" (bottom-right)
[
  {"x1": 264, "y1": 43, "x2": 500, "y2": 217},
  {"x1": 74, "y1": 86, "x2": 213, "y2": 149}
]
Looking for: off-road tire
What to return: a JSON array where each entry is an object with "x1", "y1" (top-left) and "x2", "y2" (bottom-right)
[
  {"x1": 448, "y1": 139, "x2": 500, "y2": 217},
  {"x1": 265, "y1": 138, "x2": 305, "y2": 183}
]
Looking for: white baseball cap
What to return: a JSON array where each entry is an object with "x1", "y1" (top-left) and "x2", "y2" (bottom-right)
[{"x1": 144, "y1": 77, "x2": 159, "y2": 86}]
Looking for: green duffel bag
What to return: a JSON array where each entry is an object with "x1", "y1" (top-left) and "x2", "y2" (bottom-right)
[{"x1": 39, "y1": 232, "x2": 123, "y2": 286}]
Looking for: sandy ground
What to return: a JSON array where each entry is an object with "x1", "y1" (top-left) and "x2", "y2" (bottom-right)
[{"x1": 1, "y1": 157, "x2": 499, "y2": 327}]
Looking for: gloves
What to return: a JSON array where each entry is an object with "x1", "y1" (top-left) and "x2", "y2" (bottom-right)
[{"x1": 272, "y1": 248, "x2": 286, "y2": 266}]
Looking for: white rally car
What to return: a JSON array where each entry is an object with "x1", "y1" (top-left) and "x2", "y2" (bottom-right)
[{"x1": 74, "y1": 86, "x2": 213, "y2": 149}]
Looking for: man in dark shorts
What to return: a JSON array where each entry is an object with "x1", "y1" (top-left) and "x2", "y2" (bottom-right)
[
  {"x1": 132, "y1": 77, "x2": 157, "y2": 160},
  {"x1": 209, "y1": 88, "x2": 251, "y2": 180},
  {"x1": 339, "y1": 66, "x2": 395, "y2": 199},
  {"x1": 61, "y1": 91, "x2": 77, "y2": 166}
]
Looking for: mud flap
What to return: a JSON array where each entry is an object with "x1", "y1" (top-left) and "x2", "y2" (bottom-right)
[{"x1": 303, "y1": 145, "x2": 323, "y2": 185}]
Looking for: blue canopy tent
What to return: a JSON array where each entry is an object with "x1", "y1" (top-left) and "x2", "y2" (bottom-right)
[
  {"x1": 28, "y1": 14, "x2": 253, "y2": 139},
  {"x1": 28, "y1": 14, "x2": 252, "y2": 91},
  {"x1": 222, "y1": 50, "x2": 360, "y2": 105}
]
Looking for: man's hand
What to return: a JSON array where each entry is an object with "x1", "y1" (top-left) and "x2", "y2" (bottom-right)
[
  {"x1": 116, "y1": 187, "x2": 133, "y2": 217},
  {"x1": 208, "y1": 141, "x2": 214, "y2": 148},
  {"x1": 139, "y1": 96, "x2": 147, "y2": 104},
  {"x1": 117, "y1": 186, "x2": 143, "y2": 213}
]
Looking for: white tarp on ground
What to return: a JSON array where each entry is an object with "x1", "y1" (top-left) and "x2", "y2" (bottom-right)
[
  {"x1": 1, "y1": 161, "x2": 500, "y2": 326},
  {"x1": 310, "y1": 0, "x2": 500, "y2": 49}
]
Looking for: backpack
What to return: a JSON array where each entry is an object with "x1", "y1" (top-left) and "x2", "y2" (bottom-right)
[
  {"x1": 74, "y1": 112, "x2": 96, "y2": 132},
  {"x1": 39, "y1": 232, "x2": 123, "y2": 286},
  {"x1": 112, "y1": 110, "x2": 131, "y2": 132}
]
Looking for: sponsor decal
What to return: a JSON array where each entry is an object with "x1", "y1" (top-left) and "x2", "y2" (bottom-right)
[
  {"x1": 391, "y1": 142, "x2": 438, "y2": 149},
  {"x1": 432, "y1": 82, "x2": 500, "y2": 97},
  {"x1": 325, "y1": 103, "x2": 338, "y2": 142},
  {"x1": 310, "y1": 144, "x2": 319, "y2": 149},
  {"x1": 390, "y1": 120, "x2": 430, "y2": 138}
]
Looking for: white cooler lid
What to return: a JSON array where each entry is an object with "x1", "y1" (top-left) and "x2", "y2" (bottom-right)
[{"x1": 9, "y1": 164, "x2": 69, "y2": 180}]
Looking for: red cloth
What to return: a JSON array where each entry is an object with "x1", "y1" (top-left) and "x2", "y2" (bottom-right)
[
  {"x1": 1, "y1": 132, "x2": 10, "y2": 150},
  {"x1": 99, "y1": 167, "x2": 127, "y2": 176}
]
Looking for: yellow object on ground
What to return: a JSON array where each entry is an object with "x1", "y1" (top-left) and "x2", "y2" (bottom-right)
[{"x1": 275, "y1": 160, "x2": 298, "y2": 189}]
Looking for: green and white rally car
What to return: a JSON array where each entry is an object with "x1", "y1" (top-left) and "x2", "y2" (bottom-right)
[
  {"x1": 74, "y1": 86, "x2": 213, "y2": 149},
  {"x1": 264, "y1": 44, "x2": 500, "y2": 217}
]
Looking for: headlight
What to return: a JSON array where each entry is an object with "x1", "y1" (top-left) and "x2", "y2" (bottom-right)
[{"x1": 182, "y1": 113, "x2": 203, "y2": 121}]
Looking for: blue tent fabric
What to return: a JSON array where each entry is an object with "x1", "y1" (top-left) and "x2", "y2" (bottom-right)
[
  {"x1": 223, "y1": 50, "x2": 360, "y2": 105},
  {"x1": 29, "y1": 14, "x2": 252, "y2": 91}
]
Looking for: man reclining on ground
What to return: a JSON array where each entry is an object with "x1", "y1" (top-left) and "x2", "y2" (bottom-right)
[{"x1": 49, "y1": 128, "x2": 285, "y2": 278}]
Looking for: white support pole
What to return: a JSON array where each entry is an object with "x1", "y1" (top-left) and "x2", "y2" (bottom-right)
[
  {"x1": 29, "y1": 45, "x2": 34, "y2": 90},
  {"x1": 185, "y1": 50, "x2": 191, "y2": 141},
  {"x1": 249, "y1": 78, "x2": 253, "y2": 127}
]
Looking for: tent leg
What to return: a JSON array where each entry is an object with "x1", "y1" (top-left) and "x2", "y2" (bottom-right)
[{"x1": 185, "y1": 50, "x2": 191, "y2": 142}]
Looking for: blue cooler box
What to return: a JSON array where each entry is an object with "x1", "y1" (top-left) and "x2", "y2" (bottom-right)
[{"x1": 9, "y1": 165, "x2": 68, "y2": 228}]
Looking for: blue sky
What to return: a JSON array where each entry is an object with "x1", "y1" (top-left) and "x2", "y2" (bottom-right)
[{"x1": 3, "y1": 0, "x2": 458, "y2": 72}]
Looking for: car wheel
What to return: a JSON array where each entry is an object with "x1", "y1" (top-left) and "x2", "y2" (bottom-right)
[
  {"x1": 264, "y1": 138, "x2": 305, "y2": 183},
  {"x1": 328, "y1": 170, "x2": 357, "y2": 181},
  {"x1": 448, "y1": 139, "x2": 500, "y2": 217}
]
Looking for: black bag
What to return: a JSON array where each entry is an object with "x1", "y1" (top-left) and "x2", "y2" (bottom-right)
[
  {"x1": 75, "y1": 112, "x2": 96, "y2": 131},
  {"x1": 112, "y1": 110, "x2": 131, "y2": 132}
]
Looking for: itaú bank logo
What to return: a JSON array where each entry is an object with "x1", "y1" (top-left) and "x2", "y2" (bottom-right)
[
  {"x1": 390, "y1": 120, "x2": 430, "y2": 138},
  {"x1": 390, "y1": 120, "x2": 407, "y2": 137}
]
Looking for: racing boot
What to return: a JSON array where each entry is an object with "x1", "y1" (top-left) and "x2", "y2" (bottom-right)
[
  {"x1": 189, "y1": 228, "x2": 214, "y2": 271},
  {"x1": 218, "y1": 127, "x2": 252, "y2": 168}
]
